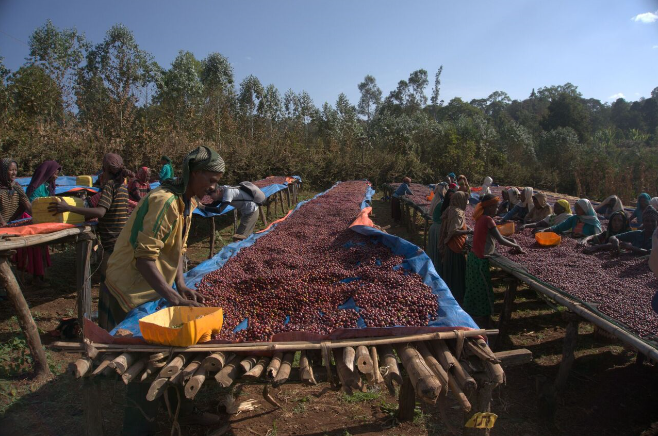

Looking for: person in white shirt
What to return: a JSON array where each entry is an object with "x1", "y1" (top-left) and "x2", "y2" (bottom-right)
[{"x1": 203, "y1": 185, "x2": 260, "y2": 240}]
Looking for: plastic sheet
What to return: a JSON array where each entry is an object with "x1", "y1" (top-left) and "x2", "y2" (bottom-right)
[
  {"x1": 16, "y1": 175, "x2": 98, "y2": 187},
  {"x1": 192, "y1": 182, "x2": 290, "y2": 218}
]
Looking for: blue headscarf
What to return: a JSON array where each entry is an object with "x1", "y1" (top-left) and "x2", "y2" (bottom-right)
[
  {"x1": 447, "y1": 172, "x2": 456, "y2": 179},
  {"x1": 635, "y1": 193, "x2": 651, "y2": 222},
  {"x1": 575, "y1": 199, "x2": 602, "y2": 233}
]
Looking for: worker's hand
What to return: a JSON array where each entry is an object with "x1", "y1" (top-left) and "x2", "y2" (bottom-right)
[
  {"x1": 179, "y1": 286, "x2": 206, "y2": 305},
  {"x1": 47, "y1": 201, "x2": 69, "y2": 215},
  {"x1": 512, "y1": 245, "x2": 526, "y2": 255},
  {"x1": 174, "y1": 297, "x2": 205, "y2": 308}
]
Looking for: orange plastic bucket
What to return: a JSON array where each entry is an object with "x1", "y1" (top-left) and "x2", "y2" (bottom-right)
[
  {"x1": 497, "y1": 222, "x2": 515, "y2": 237},
  {"x1": 139, "y1": 306, "x2": 223, "y2": 346},
  {"x1": 535, "y1": 232, "x2": 561, "y2": 247}
]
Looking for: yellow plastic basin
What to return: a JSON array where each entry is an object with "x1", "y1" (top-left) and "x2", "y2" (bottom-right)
[
  {"x1": 535, "y1": 232, "x2": 561, "y2": 247},
  {"x1": 139, "y1": 306, "x2": 223, "y2": 346},
  {"x1": 497, "y1": 222, "x2": 515, "y2": 237},
  {"x1": 76, "y1": 175, "x2": 93, "y2": 187}
]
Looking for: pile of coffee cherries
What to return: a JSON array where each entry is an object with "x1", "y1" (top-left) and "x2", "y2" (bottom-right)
[{"x1": 195, "y1": 181, "x2": 439, "y2": 342}]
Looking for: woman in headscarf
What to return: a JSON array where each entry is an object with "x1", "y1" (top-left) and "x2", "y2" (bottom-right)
[
  {"x1": 480, "y1": 176, "x2": 493, "y2": 196},
  {"x1": 439, "y1": 191, "x2": 471, "y2": 303},
  {"x1": 501, "y1": 187, "x2": 533, "y2": 222},
  {"x1": 520, "y1": 199, "x2": 572, "y2": 231},
  {"x1": 456, "y1": 175, "x2": 471, "y2": 195},
  {"x1": 541, "y1": 198, "x2": 602, "y2": 237},
  {"x1": 49, "y1": 153, "x2": 131, "y2": 279},
  {"x1": 426, "y1": 183, "x2": 449, "y2": 275},
  {"x1": 496, "y1": 188, "x2": 512, "y2": 216},
  {"x1": 464, "y1": 194, "x2": 525, "y2": 326},
  {"x1": 0, "y1": 158, "x2": 31, "y2": 226},
  {"x1": 595, "y1": 195, "x2": 624, "y2": 219},
  {"x1": 26, "y1": 160, "x2": 61, "y2": 202},
  {"x1": 128, "y1": 167, "x2": 151, "y2": 202},
  {"x1": 630, "y1": 193, "x2": 651, "y2": 228},
  {"x1": 159, "y1": 155, "x2": 174, "y2": 182},
  {"x1": 391, "y1": 177, "x2": 413, "y2": 224},
  {"x1": 586, "y1": 207, "x2": 657, "y2": 255},
  {"x1": 523, "y1": 192, "x2": 553, "y2": 224},
  {"x1": 446, "y1": 173, "x2": 456, "y2": 185},
  {"x1": 581, "y1": 210, "x2": 631, "y2": 251}
]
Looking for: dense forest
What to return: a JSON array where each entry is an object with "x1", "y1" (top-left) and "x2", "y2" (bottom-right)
[{"x1": 1, "y1": 21, "x2": 657, "y2": 202}]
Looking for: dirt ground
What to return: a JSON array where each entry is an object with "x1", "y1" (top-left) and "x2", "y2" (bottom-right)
[{"x1": 1, "y1": 189, "x2": 658, "y2": 436}]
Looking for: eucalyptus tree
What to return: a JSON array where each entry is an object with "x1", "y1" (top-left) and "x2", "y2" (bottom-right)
[
  {"x1": 201, "y1": 52, "x2": 234, "y2": 148},
  {"x1": 27, "y1": 20, "x2": 89, "y2": 114},
  {"x1": 238, "y1": 74, "x2": 264, "y2": 139}
]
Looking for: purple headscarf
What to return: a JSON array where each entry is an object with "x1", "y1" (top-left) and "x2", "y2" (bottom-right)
[{"x1": 26, "y1": 160, "x2": 61, "y2": 197}]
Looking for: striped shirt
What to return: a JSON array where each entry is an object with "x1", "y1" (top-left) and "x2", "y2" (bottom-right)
[
  {"x1": 0, "y1": 183, "x2": 29, "y2": 222},
  {"x1": 97, "y1": 180, "x2": 129, "y2": 252}
]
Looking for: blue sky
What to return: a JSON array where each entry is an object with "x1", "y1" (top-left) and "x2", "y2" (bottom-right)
[{"x1": 1, "y1": 0, "x2": 657, "y2": 108}]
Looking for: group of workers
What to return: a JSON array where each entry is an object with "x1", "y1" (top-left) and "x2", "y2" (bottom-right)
[
  {"x1": 0, "y1": 146, "x2": 271, "y2": 431},
  {"x1": 402, "y1": 174, "x2": 658, "y2": 327}
]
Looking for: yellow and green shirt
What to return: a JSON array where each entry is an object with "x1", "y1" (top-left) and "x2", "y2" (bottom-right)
[{"x1": 105, "y1": 187, "x2": 198, "y2": 312}]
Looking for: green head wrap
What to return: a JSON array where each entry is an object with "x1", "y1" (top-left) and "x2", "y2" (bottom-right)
[
  {"x1": 161, "y1": 155, "x2": 172, "y2": 164},
  {"x1": 160, "y1": 146, "x2": 225, "y2": 196}
]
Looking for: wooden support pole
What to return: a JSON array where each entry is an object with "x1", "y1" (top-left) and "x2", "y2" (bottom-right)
[
  {"x1": 369, "y1": 346, "x2": 383, "y2": 384},
  {"x1": 215, "y1": 354, "x2": 240, "y2": 388},
  {"x1": 397, "y1": 375, "x2": 416, "y2": 422},
  {"x1": 146, "y1": 378, "x2": 169, "y2": 401},
  {"x1": 182, "y1": 354, "x2": 205, "y2": 379},
  {"x1": 299, "y1": 351, "x2": 317, "y2": 385},
  {"x1": 554, "y1": 312, "x2": 580, "y2": 392},
  {"x1": 278, "y1": 191, "x2": 285, "y2": 215},
  {"x1": 110, "y1": 353, "x2": 136, "y2": 375},
  {"x1": 285, "y1": 187, "x2": 291, "y2": 209},
  {"x1": 495, "y1": 279, "x2": 518, "y2": 350},
  {"x1": 243, "y1": 357, "x2": 270, "y2": 381},
  {"x1": 203, "y1": 352, "x2": 229, "y2": 372},
  {"x1": 69, "y1": 358, "x2": 93, "y2": 378},
  {"x1": 379, "y1": 344, "x2": 402, "y2": 394},
  {"x1": 267, "y1": 352, "x2": 283, "y2": 379},
  {"x1": 122, "y1": 358, "x2": 148, "y2": 384},
  {"x1": 355, "y1": 345, "x2": 374, "y2": 376},
  {"x1": 239, "y1": 356, "x2": 259, "y2": 373},
  {"x1": 75, "y1": 236, "x2": 93, "y2": 333},
  {"x1": 259, "y1": 206, "x2": 268, "y2": 227},
  {"x1": 343, "y1": 346, "x2": 356, "y2": 372},
  {"x1": 185, "y1": 365, "x2": 207, "y2": 399},
  {"x1": 92, "y1": 353, "x2": 119, "y2": 377},
  {"x1": 160, "y1": 354, "x2": 186, "y2": 378},
  {"x1": 0, "y1": 255, "x2": 51, "y2": 380},
  {"x1": 233, "y1": 209, "x2": 238, "y2": 235},
  {"x1": 209, "y1": 217, "x2": 216, "y2": 259},
  {"x1": 423, "y1": 218, "x2": 428, "y2": 249},
  {"x1": 333, "y1": 348, "x2": 362, "y2": 394},
  {"x1": 394, "y1": 344, "x2": 442, "y2": 404},
  {"x1": 272, "y1": 352, "x2": 295, "y2": 387}
]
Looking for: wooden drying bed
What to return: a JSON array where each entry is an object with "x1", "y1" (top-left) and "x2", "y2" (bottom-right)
[
  {"x1": 56, "y1": 329, "x2": 531, "y2": 435},
  {"x1": 0, "y1": 226, "x2": 95, "y2": 381},
  {"x1": 382, "y1": 183, "x2": 433, "y2": 249}
]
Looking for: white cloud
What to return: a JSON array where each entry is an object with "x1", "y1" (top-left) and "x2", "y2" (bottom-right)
[
  {"x1": 609, "y1": 93, "x2": 625, "y2": 100},
  {"x1": 632, "y1": 11, "x2": 658, "y2": 23},
  {"x1": 653, "y1": 45, "x2": 658, "y2": 49},
  {"x1": 245, "y1": 56, "x2": 252, "y2": 61}
]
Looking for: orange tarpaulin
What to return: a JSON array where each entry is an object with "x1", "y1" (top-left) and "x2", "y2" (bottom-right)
[
  {"x1": 0, "y1": 223, "x2": 76, "y2": 236},
  {"x1": 256, "y1": 210, "x2": 293, "y2": 234}
]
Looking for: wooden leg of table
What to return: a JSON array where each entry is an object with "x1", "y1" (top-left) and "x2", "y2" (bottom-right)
[
  {"x1": 412, "y1": 208, "x2": 418, "y2": 234},
  {"x1": 423, "y1": 218, "x2": 428, "y2": 249},
  {"x1": 259, "y1": 206, "x2": 268, "y2": 227},
  {"x1": 278, "y1": 191, "x2": 285, "y2": 215},
  {"x1": 494, "y1": 280, "x2": 517, "y2": 350},
  {"x1": 75, "y1": 237, "x2": 93, "y2": 334},
  {"x1": 233, "y1": 209, "x2": 238, "y2": 235},
  {"x1": 0, "y1": 256, "x2": 51, "y2": 380},
  {"x1": 286, "y1": 187, "x2": 291, "y2": 209},
  {"x1": 397, "y1": 375, "x2": 416, "y2": 422},
  {"x1": 209, "y1": 217, "x2": 216, "y2": 259},
  {"x1": 464, "y1": 382, "x2": 496, "y2": 436},
  {"x1": 84, "y1": 378, "x2": 104, "y2": 436},
  {"x1": 538, "y1": 311, "x2": 580, "y2": 426}
]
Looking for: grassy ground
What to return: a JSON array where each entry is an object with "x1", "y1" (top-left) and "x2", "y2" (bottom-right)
[{"x1": 0, "y1": 187, "x2": 657, "y2": 436}]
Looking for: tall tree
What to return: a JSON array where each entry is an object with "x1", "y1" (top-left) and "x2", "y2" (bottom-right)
[
  {"x1": 27, "y1": 20, "x2": 89, "y2": 113},
  {"x1": 77, "y1": 24, "x2": 155, "y2": 139},
  {"x1": 258, "y1": 84, "x2": 282, "y2": 135},
  {"x1": 357, "y1": 75, "x2": 382, "y2": 124},
  {"x1": 407, "y1": 69, "x2": 429, "y2": 108},
  {"x1": 201, "y1": 52, "x2": 234, "y2": 149},
  {"x1": 238, "y1": 74, "x2": 264, "y2": 139},
  {"x1": 430, "y1": 65, "x2": 443, "y2": 106}
]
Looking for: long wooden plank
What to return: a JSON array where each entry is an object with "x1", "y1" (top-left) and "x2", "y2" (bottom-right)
[
  {"x1": 0, "y1": 226, "x2": 94, "y2": 250},
  {"x1": 52, "y1": 329, "x2": 492, "y2": 353}
]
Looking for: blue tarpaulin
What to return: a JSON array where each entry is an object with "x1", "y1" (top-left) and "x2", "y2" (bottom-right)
[
  {"x1": 110, "y1": 180, "x2": 477, "y2": 337},
  {"x1": 16, "y1": 175, "x2": 98, "y2": 187}
]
